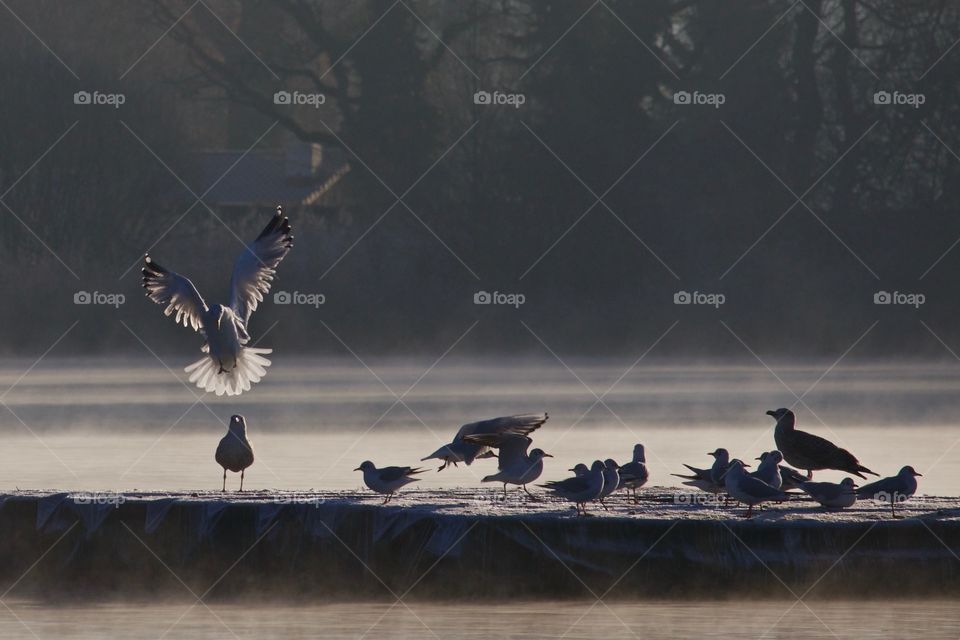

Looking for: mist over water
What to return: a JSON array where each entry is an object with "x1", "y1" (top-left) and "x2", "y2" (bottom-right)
[{"x1": 0, "y1": 358, "x2": 955, "y2": 493}]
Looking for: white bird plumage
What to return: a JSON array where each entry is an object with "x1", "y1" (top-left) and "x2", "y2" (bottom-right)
[
  {"x1": 801, "y1": 477, "x2": 858, "y2": 509},
  {"x1": 142, "y1": 207, "x2": 293, "y2": 396},
  {"x1": 355, "y1": 461, "x2": 426, "y2": 503}
]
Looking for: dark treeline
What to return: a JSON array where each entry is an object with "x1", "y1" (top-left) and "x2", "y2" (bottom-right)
[{"x1": 1, "y1": 0, "x2": 960, "y2": 359}]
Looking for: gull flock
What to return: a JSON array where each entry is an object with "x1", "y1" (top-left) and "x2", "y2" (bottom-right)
[{"x1": 143, "y1": 210, "x2": 924, "y2": 519}]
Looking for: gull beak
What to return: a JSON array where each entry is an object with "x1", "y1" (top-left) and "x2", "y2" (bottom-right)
[
  {"x1": 353, "y1": 467, "x2": 361, "y2": 471},
  {"x1": 568, "y1": 467, "x2": 576, "y2": 472},
  {"x1": 755, "y1": 456, "x2": 763, "y2": 461},
  {"x1": 543, "y1": 453, "x2": 554, "y2": 458},
  {"x1": 742, "y1": 463, "x2": 751, "y2": 468},
  {"x1": 915, "y1": 471, "x2": 923, "y2": 476},
  {"x1": 765, "y1": 410, "x2": 776, "y2": 416}
]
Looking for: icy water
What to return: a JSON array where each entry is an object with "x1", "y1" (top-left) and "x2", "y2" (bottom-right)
[
  {"x1": 2, "y1": 600, "x2": 960, "y2": 639},
  {"x1": 0, "y1": 357, "x2": 957, "y2": 493}
]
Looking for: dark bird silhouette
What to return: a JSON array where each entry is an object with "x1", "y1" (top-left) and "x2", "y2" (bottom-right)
[{"x1": 766, "y1": 408, "x2": 878, "y2": 479}]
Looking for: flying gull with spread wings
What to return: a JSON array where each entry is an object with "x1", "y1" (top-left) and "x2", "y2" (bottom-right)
[
  {"x1": 142, "y1": 207, "x2": 293, "y2": 396},
  {"x1": 422, "y1": 413, "x2": 548, "y2": 471}
]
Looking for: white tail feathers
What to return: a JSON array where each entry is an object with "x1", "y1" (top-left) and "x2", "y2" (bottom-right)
[{"x1": 184, "y1": 347, "x2": 272, "y2": 396}]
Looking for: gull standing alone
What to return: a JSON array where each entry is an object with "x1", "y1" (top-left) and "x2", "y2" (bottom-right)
[
  {"x1": 856, "y1": 465, "x2": 922, "y2": 518},
  {"x1": 355, "y1": 461, "x2": 427, "y2": 504},
  {"x1": 767, "y1": 408, "x2": 877, "y2": 479},
  {"x1": 422, "y1": 413, "x2": 548, "y2": 471},
  {"x1": 142, "y1": 207, "x2": 293, "y2": 396},
  {"x1": 215, "y1": 415, "x2": 255, "y2": 492},
  {"x1": 541, "y1": 460, "x2": 606, "y2": 516}
]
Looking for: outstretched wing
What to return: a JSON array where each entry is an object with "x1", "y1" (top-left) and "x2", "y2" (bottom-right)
[
  {"x1": 142, "y1": 255, "x2": 207, "y2": 332},
  {"x1": 454, "y1": 412, "x2": 548, "y2": 442},
  {"x1": 462, "y1": 433, "x2": 532, "y2": 470},
  {"x1": 228, "y1": 207, "x2": 294, "y2": 323}
]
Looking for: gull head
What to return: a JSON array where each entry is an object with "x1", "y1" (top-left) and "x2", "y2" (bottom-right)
[
  {"x1": 899, "y1": 465, "x2": 922, "y2": 477},
  {"x1": 229, "y1": 414, "x2": 247, "y2": 434},
  {"x1": 603, "y1": 458, "x2": 619, "y2": 469},
  {"x1": 590, "y1": 460, "x2": 605, "y2": 472},
  {"x1": 529, "y1": 448, "x2": 552, "y2": 461},
  {"x1": 767, "y1": 450, "x2": 784, "y2": 464},
  {"x1": 709, "y1": 448, "x2": 729, "y2": 462},
  {"x1": 726, "y1": 459, "x2": 748, "y2": 476},
  {"x1": 569, "y1": 463, "x2": 589, "y2": 476},
  {"x1": 633, "y1": 443, "x2": 646, "y2": 462},
  {"x1": 354, "y1": 461, "x2": 376, "y2": 472},
  {"x1": 766, "y1": 408, "x2": 790, "y2": 420},
  {"x1": 840, "y1": 477, "x2": 857, "y2": 489}
]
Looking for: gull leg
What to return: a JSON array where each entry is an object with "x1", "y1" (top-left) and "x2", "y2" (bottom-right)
[
  {"x1": 240, "y1": 469, "x2": 245, "y2": 492},
  {"x1": 503, "y1": 483, "x2": 508, "y2": 499},
  {"x1": 523, "y1": 485, "x2": 540, "y2": 501},
  {"x1": 745, "y1": 503, "x2": 754, "y2": 518},
  {"x1": 221, "y1": 469, "x2": 226, "y2": 492}
]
